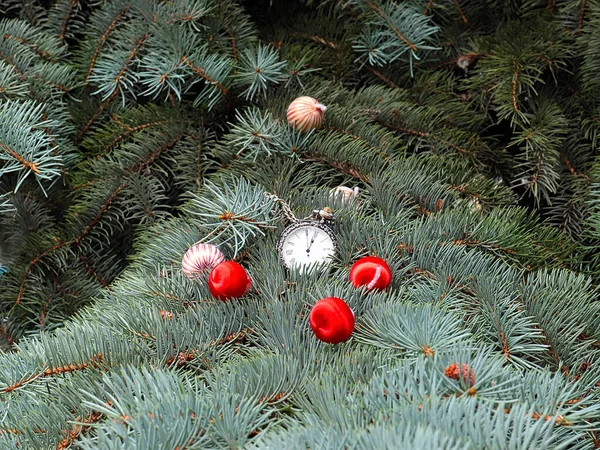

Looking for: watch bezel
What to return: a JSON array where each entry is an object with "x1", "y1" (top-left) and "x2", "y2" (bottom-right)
[{"x1": 277, "y1": 220, "x2": 337, "y2": 269}]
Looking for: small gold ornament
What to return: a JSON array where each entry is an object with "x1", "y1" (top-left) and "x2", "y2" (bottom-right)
[{"x1": 286, "y1": 96, "x2": 327, "y2": 132}]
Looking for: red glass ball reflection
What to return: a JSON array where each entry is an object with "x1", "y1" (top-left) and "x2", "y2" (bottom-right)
[
  {"x1": 208, "y1": 261, "x2": 251, "y2": 300},
  {"x1": 349, "y1": 256, "x2": 392, "y2": 291},
  {"x1": 309, "y1": 297, "x2": 354, "y2": 344}
]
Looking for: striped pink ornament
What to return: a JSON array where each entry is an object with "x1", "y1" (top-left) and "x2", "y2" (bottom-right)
[
  {"x1": 286, "y1": 96, "x2": 327, "y2": 132},
  {"x1": 182, "y1": 243, "x2": 225, "y2": 279}
]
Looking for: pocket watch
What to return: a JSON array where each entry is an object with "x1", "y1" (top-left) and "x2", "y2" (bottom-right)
[{"x1": 266, "y1": 193, "x2": 337, "y2": 270}]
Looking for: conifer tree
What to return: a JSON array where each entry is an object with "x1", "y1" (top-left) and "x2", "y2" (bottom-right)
[{"x1": 1, "y1": 0, "x2": 600, "y2": 448}]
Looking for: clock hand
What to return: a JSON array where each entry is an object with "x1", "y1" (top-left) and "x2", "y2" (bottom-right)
[{"x1": 307, "y1": 231, "x2": 318, "y2": 252}]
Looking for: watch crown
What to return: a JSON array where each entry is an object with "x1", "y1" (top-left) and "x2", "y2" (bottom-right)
[{"x1": 319, "y1": 207, "x2": 334, "y2": 220}]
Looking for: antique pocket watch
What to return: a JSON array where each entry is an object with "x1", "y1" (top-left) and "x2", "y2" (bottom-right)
[{"x1": 266, "y1": 193, "x2": 337, "y2": 270}]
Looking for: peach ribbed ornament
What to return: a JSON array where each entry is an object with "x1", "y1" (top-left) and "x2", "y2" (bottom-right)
[
  {"x1": 286, "y1": 96, "x2": 327, "y2": 132},
  {"x1": 330, "y1": 186, "x2": 360, "y2": 203},
  {"x1": 182, "y1": 243, "x2": 225, "y2": 279}
]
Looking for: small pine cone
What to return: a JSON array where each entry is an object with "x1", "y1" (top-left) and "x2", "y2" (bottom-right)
[
  {"x1": 160, "y1": 310, "x2": 173, "y2": 320},
  {"x1": 177, "y1": 352, "x2": 189, "y2": 366},
  {"x1": 444, "y1": 362, "x2": 476, "y2": 387}
]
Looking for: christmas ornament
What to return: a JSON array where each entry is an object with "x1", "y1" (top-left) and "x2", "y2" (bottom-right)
[
  {"x1": 266, "y1": 193, "x2": 337, "y2": 271},
  {"x1": 208, "y1": 261, "x2": 251, "y2": 300},
  {"x1": 349, "y1": 256, "x2": 392, "y2": 291},
  {"x1": 329, "y1": 186, "x2": 360, "y2": 204},
  {"x1": 286, "y1": 96, "x2": 327, "y2": 132},
  {"x1": 444, "y1": 363, "x2": 476, "y2": 387},
  {"x1": 182, "y1": 243, "x2": 225, "y2": 279},
  {"x1": 309, "y1": 297, "x2": 354, "y2": 344}
]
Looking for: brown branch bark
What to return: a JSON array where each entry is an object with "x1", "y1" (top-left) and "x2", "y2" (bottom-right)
[
  {"x1": 79, "y1": 255, "x2": 109, "y2": 288},
  {"x1": 96, "y1": 119, "x2": 170, "y2": 158},
  {"x1": 2, "y1": 34, "x2": 53, "y2": 59},
  {"x1": 423, "y1": 0, "x2": 434, "y2": 15},
  {"x1": 365, "y1": 66, "x2": 399, "y2": 88},
  {"x1": 16, "y1": 241, "x2": 69, "y2": 305},
  {"x1": 512, "y1": 60, "x2": 519, "y2": 112},
  {"x1": 74, "y1": 183, "x2": 126, "y2": 246},
  {"x1": 292, "y1": 33, "x2": 338, "y2": 50},
  {"x1": 0, "y1": 49, "x2": 26, "y2": 80},
  {"x1": 385, "y1": 121, "x2": 473, "y2": 155},
  {"x1": 498, "y1": 329, "x2": 510, "y2": 359},
  {"x1": 58, "y1": 0, "x2": 79, "y2": 43},
  {"x1": 562, "y1": 151, "x2": 590, "y2": 180},
  {"x1": 365, "y1": 0, "x2": 417, "y2": 51},
  {"x1": 1, "y1": 353, "x2": 105, "y2": 394},
  {"x1": 225, "y1": 26, "x2": 238, "y2": 60},
  {"x1": 73, "y1": 90, "x2": 118, "y2": 143},
  {"x1": 113, "y1": 33, "x2": 147, "y2": 85},
  {"x1": 453, "y1": 0, "x2": 468, "y2": 24},
  {"x1": 126, "y1": 135, "x2": 181, "y2": 173},
  {"x1": 578, "y1": 0, "x2": 587, "y2": 32},
  {"x1": 85, "y1": 6, "x2": 130, "y2": 82},
  {"x1": 0, "y1": 324, "x2": 15, "y2": 347},
  {"x1": 303, "y1": 152, "x2": 370, "y2": 182},
  {"x1": 39, "y1": 295, "x2": 52, "y2": 329},
  {"x1": 0, "y1": 141, "x2": 41, "y2": 174},
  {"x1": 75, "y1": 32, "x2": 149, "y2": 142},
  {"x1": 182, "y1": 55, "x2": 228, "y2": 95},
  {"x1": 56, "y1": 408, "x2": 105, "y2": 450}
]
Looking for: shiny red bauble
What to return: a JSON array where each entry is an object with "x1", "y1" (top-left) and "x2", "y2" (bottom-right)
[
  {"x1": 309, "y1": 297, "x2": 355, "y2": 344},
  {"x1": 208, "y1": 261, "x2": 251, "y2": 300},
  {"x1": 349, "y1": 256, "x2": 392, "y2": 291}
]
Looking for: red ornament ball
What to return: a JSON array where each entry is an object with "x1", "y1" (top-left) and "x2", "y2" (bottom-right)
[
  {"x1": 349, "y1": 256, "x2": 392, "y2": 291},
  {"x1": 309, "y1": 297, "x2": 355, "y2": 344},
  {"x1": 208, "y1": 261, "x2": 251, "y2": 301}
]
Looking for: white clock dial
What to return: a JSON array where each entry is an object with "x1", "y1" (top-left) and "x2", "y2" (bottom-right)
[{"x1": 280, "y1": 224, "x2": 335, "y2": 269}]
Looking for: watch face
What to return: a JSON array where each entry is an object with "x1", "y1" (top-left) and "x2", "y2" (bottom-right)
[{"x1": 278, "y1": 221, "x2": 336, "y2": 269}]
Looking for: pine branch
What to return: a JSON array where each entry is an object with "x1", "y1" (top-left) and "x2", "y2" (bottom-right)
[
  {"x1": 15, "y1": 182, "x2": 125, "y2": 305},
  {"x1": 364, "y1": 0, "x2": 417, "y2": 51},
  {"x1": 183, "y1": 55, "x2": 228, "y2": 95},
  {"x1": 2, "y1": 33, "x2": 51, "y2": 60},
  {"x1": 452, "y1": 0, "x2": 468, "y2": 24},
  {"x1": 85, "y1": 5, "x2": 130, "y2": 82},
  {"x1": 58, "y1": 0, "x2": 79, "y2": 43},
  {"x1": 73, "y1": 91, "x2": 118, "y2": 143},
  {"x1": 579, "y1": 0, "x2": 587, "y2": 32},
  {"x1": 2, "y1": 2, "x2": 600, "y2": 446},
  {"x1": 512, "y1": 59, "x2": 520, "y2": 113},
  {"x1": 0, "y1": 141, "x2": 40, "y2": 174},
  {"x1": 1, "y1": 352, "x2": 105, "y2": 394}
]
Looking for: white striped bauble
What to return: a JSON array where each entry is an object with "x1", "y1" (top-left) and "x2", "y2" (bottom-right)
[
  {"x1": 182, "y1": 243, "x2": 225, "y2": 279},
  {"x1": 286, "y1": 96, "x2": 327, "y2": 132}
]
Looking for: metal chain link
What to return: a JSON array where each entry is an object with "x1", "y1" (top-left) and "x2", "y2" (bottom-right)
[
  {"x1": 264, "y1": 192, "x2": 298, "y2": 223},
  {"x1": 265, "y1": 192, "x2": 335, "y2": 224}
]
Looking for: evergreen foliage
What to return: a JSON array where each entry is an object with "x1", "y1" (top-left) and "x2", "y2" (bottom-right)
[{"x1": 1, "y1": 0, "x2": 600, "y2": 448}]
